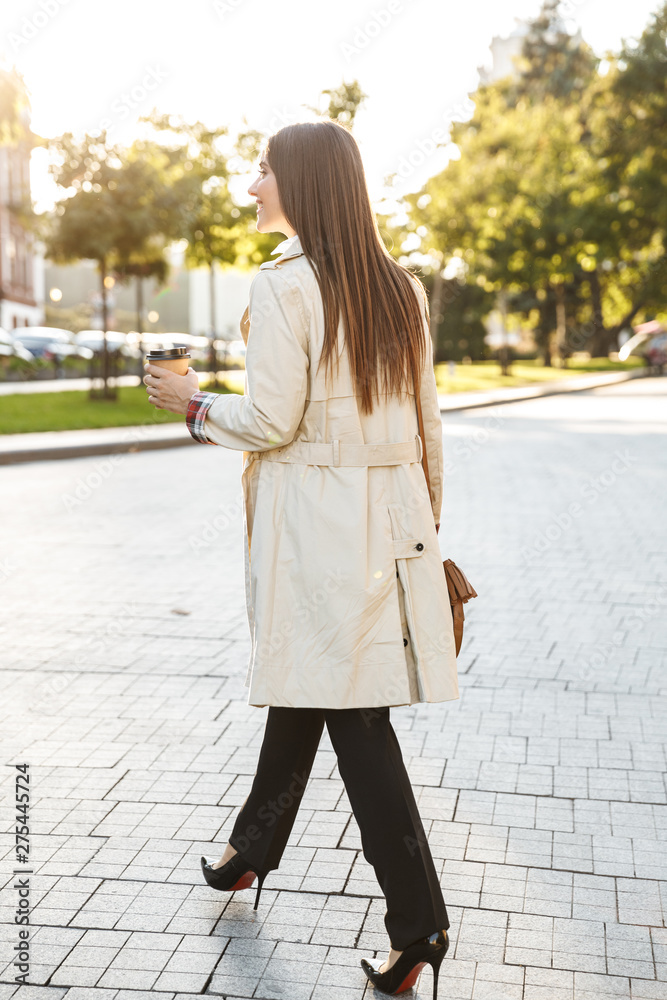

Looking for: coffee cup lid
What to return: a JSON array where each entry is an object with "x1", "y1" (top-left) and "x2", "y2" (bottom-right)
[{"x1": 145, "y1": 347, "x2": 191, "y2": 359}]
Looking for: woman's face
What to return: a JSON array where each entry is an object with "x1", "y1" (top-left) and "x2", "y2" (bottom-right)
[{"x1": 248, "y1": 153, "x2": 296, "y2": 238}]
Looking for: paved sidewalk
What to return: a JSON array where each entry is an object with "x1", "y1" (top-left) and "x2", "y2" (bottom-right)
[
  {"x1": 0, "y1": 376, "x2": 142, "y2": 396},
  {"x1": 0, "y1": 376, "x2": 665, "y2": 999}
]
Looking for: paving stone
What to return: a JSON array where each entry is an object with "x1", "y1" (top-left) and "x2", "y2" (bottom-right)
[
  {"x1": 523, "y1": 968, "x2": 575, "y2": 999},
  {"x1": 61, "y1": 991, "x2": 120, "y2": 999},
  {"x1": 630, "y1": 982, "x2": 667, "y2": 1000},
  {"x1": 574, "y1": 971, "x2": 632, "y2": 998}
]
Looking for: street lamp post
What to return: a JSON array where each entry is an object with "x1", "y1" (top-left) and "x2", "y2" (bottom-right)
[
  {"x1": 136, "y1": 277, "x2": 144, "y2": 381},
  {"x1": 498, "y1": 290, "x2": 512, "y2": 377},
  {"x1": 209, "y1": 262, "x2": 219, "y2": 388}
]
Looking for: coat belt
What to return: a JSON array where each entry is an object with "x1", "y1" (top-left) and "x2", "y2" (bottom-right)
[{"x1": 256, "y1": 434, "x2": 422, "y2": 467}]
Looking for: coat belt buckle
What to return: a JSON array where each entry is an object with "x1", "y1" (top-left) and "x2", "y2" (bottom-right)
[{"x1": 415, "y1": 433, "x2": 423, "y2": 462}]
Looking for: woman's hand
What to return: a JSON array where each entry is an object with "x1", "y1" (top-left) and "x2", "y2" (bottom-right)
[{"x1": 143, "y1": 364, "x2": 201, "y2": 414}]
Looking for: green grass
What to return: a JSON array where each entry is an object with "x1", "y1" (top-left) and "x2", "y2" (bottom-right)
[
  {"x1": 434, "y1": 357, "x2": 643, "y2": 393},
  {"x1": 0, "y1": 382, "x2": 237, "y2": 435},
  {"x1": 0, "y1": 359, "x2": 643, "y2": 433}
]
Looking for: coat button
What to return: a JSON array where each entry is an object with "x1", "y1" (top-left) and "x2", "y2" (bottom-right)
[
  {"x1": 403, "y1": 637, "x2": 408, "y2": 647},
  {"x1": 415, "y1": 542, "x2": 424, "y2": 551}
]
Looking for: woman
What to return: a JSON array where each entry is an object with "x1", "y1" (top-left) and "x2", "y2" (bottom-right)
[{"x1": 144, "y1": 119, "x2": 458, "y2": 999}]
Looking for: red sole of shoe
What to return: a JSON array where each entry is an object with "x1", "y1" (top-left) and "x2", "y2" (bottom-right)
[
  {"x1": 394, "y1": 961, "x2": 426, "y2": 993},
  {"x1": 230, "y1": 871, "x2": 257, "y2": 891}
]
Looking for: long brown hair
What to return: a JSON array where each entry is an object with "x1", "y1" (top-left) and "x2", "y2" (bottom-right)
[{"x1": 265, "y1": 120, "x2": 429, "y2": 414}]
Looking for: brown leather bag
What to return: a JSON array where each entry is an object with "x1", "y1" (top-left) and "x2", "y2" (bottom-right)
[{"x1": 416, "y1": 394, "x2": 477, "y2": 656}]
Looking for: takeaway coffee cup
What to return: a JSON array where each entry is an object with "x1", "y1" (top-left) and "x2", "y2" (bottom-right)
[{"x1": 145, "y1": 347, "x2": 191, "y2": 376}]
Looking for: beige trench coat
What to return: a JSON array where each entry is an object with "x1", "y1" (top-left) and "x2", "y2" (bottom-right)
[{"x1": 198, "y1": 234, "x2": 458, "y2": 709}]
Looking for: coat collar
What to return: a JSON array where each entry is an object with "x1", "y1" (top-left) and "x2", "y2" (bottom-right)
[
  {"x1": 241, "y1": 234, "x2": 304, "y2": 338},
  {"x1": 259, "y1": 233, "x2": 304, "y2": 270}
]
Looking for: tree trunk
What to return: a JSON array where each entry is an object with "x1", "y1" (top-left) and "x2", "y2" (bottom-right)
[
  {"x1": 429, "y1": 265, "x2": 444, "y2": 362},
  {"x1": 101, "y1": 259, "x2": 108, "y2": 386},
  {"x1": 588, "y1": 267, "x2": 608, "y2": 357},
  {"x1": 209, "y1": 262, "x2": 218, "y2": 388},
  {"x1": 91, "y1": 258, "x2": 115, "y2": 400},
  {"x1": 539, "y1": 301, "x2": 553, "y2": 367},
  {"x1": 555, "y1": 282, "x2": 567, "y2": 367},
  {"x1": 136, "y1": 275, "x2": 144, "y2": 380},
  {"x1": 497, "y1": 290, "x2": 512, "y2": 376}
]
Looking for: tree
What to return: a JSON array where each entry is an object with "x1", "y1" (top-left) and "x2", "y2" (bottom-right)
[
  {"x1": 427, "y1": 275, "x2": 488, "y2": 363},
  {"x1": 402, "y1": 87, "x2": 592, "y2": 364},
  {"x1": 43, "y1": 132, "x2": 129, "y2": 397},
  {"x1": 141, "y1": 113, "x2": 266, "y2": 385},
  {"x1": 304, "y1": 79, "x2": 369, "y2": 128},
  {"x1": 105, "y1": 138, "x2": 193, "y2": 376},
  {"x1": 398, "y1": 2, "x2": 667, "y2": 364},
  {"x1": 43, "y1": 130, "x2": 192, "y2": 397},
  {"x1": 512, "y1": 0, "x2": 598, "y2": 103},
  {"x1": 593, "y1": 3, "x2": 667, "y2": 345}
]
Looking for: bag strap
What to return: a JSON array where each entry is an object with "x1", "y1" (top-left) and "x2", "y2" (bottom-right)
[
  {"x1": 417, "y1": 381, "x2": 478, "y2": 609},
  {"x1": 415, "y1": 392, "x2": 432, "y2": 507}
]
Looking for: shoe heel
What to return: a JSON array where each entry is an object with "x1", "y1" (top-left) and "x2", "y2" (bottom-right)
[
  {"x1": 253, "y1": 871, "x2": 266, "y2": 910},
  {"x1": 428, "y1": 941, "x2": 447, "y2": 1000}
]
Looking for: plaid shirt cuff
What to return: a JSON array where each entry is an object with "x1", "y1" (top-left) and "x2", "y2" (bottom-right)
[{"x1": 186, "y1": 390, "x2": 219, "y2": 444}]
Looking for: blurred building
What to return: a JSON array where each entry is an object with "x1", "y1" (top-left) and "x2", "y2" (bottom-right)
[
  {"x1": 479, "y1": 19, "x2": 583, "y2": 85},
  {"x1": 0, "y1": 68, "x2": 44, "y2": 329},
  {"x1": 478, "y1": 24, "x2": 529, "y2": 85},
  {"x1": 45, "y1": 247, "x2": 253, "y2": 339}
]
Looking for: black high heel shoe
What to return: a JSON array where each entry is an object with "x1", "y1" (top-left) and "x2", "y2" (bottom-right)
[
  {"x1": 360, "y1": 929, "x2": 449, "y2": 999},
  {"x1": 200, "y1": 853, "x2": 268, "y2": 910}
]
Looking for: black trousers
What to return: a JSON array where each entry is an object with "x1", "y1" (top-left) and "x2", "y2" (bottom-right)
[{"x1": 228, "y1": 705, "x2": 449, "y2": 950}]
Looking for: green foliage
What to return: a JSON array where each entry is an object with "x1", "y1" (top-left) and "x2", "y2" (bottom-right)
[
  {"x1": 601, "y1": 4, "x2": 667, "y2": 239},
  {"x1": 45, "y1": 134, "x2": 162, "y2": 270},
  {"x1": 397, "y1": 1, "x2": 667, "y2": 360},
  {"x1": 39, "y1": 115, "x2": 275, "y2": 387},
  {"x1": 0, "y1": 65, "x2": 31, "y2": 147},
  {"x1": 422, "y1": 273, "x2": 489, "y2": 362},
  {"x1": 304, "y1": 80, "x2": 369, "y2": 128},
  {"x1": 511, "y1": 0, "x2": 598, "y2": 102}
]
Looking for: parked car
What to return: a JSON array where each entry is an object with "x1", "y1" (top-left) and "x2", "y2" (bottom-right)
[
  {"x1": 75, "y1": 330, "x2": 138, "y2": 359},
  {"x1": 618, "y1": 322, "x2": 667, "y2": 373},
  {"x1": 13, "y1": 328, "x2": 93, "y2": 378},
  {"x1": 184, "y1": 335, "x2": 211, "y2": 363},
  {"x1": 219, "y1": 339, "x2": 247, "y2": 369},
  {"x1": 644, "y1": 333, "x2": 667, "y2": 373},
  {"x1": 13, "y1": 327, "x2": 73, "y2": 359},
  {"x1": 46, "y1": 342, "x2": 94, "y2": 363},
  {"x1": 160, "y1": 333, "x2": 210, "y2": 363},
  {"x1": 0, "y1": 328, "x2": 35, "y2": 363},
  {"x1": 140, "y1": 331, "x2": 191, "y2": 351}
]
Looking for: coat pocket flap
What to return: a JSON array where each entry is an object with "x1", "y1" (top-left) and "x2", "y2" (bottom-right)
[{"x1": 392, "y1": 537, "x2": 426, "y2": 559}]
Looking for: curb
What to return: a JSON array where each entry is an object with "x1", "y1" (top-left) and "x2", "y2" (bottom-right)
[
  {"x1": 0, "y1": 423, "x2": 197, "y2": 466},
  {"x1": 0, "y1": 433, "x2": 197, "y2": 465},
  {"x1": 438, "y1": 368, "x2": 646, "y2": 412},
  {"x1": 0, "y1": 369, "x2": 647, "y2": 466}
]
